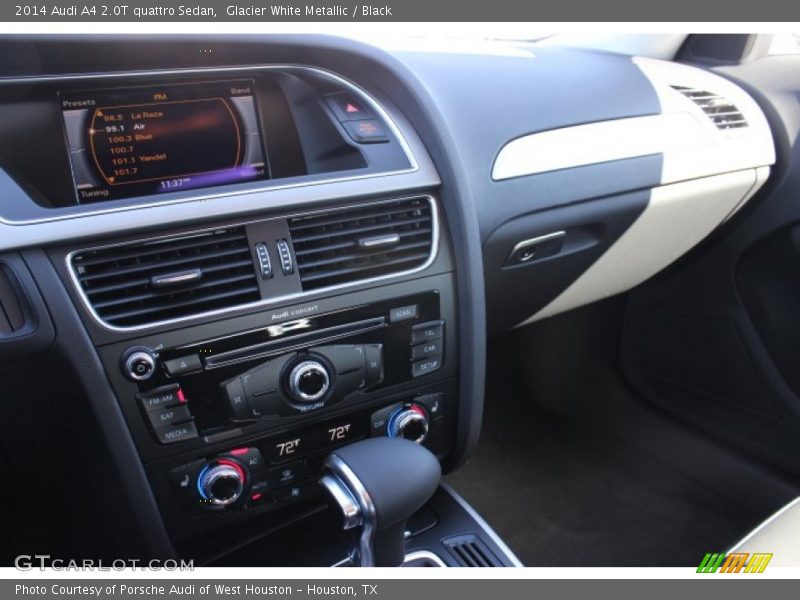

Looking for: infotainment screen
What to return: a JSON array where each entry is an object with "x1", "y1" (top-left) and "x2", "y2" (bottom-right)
[{"x1": 60, "y1": 80, "x2": 269, "y2": 203}]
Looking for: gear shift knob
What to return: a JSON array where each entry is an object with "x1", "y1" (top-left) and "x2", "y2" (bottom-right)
[{"x1": 320, "y1": 437, "x2": 441, "y2": 566}]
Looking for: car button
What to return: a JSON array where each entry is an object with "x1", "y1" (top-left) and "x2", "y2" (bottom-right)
[
  {"x1": 163, "y1": 354, "x2": 202, "y2": 377},
  {"x1": 411, "y1": 356, "x2": 443, "y2": 378},
  {"x1": 411, "y1": 320, "x2": 444, "y2": 344},
  {"x1": 411, "y1": 340, "x2": 443, "y2": 360},
  {"x1": 147, "y1": 404, "x2": 192, "y2": 429},
  {"x1": 137, "y1": 385, "x2": 185, "y2": 412},
  {"x1": 390, "y1": 305, "x2": 418, "y2": 323},
  {"x1": 364, "y1": 344, "x2": 384, "y2": 387},
  {"x1": 342, "y1": 119, "x2": 389, "y2": 143},
  {"x1": 223, "y1": 447, "x2": 267, "y2": 474},
  {"x1": 154, "y1": 421, "x2": 198, "y2": 445},
  {"x1": 325, "y1": 93, "x2": 372, "y2": 122}
]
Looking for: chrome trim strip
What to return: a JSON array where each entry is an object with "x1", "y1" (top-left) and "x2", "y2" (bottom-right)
[
  {"x1": 202, "y1": 317, "x2": 386, "y2": 369},
  {"x1": 331, "y1": 550, "x2": 448, "y2": 568},
  {"x1": 0, "y1": 64, "x2": 418, "y2": 226},
  {"x1": 439, "y1": 483, "x2": 525, "y2": 567},
  {"x1": 319, "y1": 474, "x2": 363, "y2": 531},
  {"x1": 326, "y1": 453, "x2": 378, "y2": 567},
  {"x1": 403, "y1": 550, "x2": 448, "y2": 567},
  {"x1": 66, "y1": 195, "x2": 439, "y2": 333}
]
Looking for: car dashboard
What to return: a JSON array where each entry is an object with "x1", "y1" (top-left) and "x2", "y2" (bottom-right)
[{"x1": 0, "y1": 34, "x2": 777, "y2": 566}]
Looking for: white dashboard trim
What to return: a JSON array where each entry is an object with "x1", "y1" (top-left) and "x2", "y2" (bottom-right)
[
  {"x1": 491, "y1": 56, "x2": 775, "y2": 185},
  {"x1": 519, "y1": 168, "x2": 766, "y2": 326}
]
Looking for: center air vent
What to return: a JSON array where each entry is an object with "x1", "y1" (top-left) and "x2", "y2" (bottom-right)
[
  {"x1": 288, "y1": 197, "x2": 436, "y2": 291},
  {"x1": 672, "y1": 85, "x2": 748, "y2": 130},
  {"x1": 71, "y1": 227, "x2": 260, "y2": 328}
]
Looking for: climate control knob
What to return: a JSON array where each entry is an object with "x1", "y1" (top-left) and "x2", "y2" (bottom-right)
[
  {"x1": 387, "y1": 405, "x2": 429, "y2": 444},
  {"x1": 287, "y1": 359, "x2": 331, "y2": 403},
  {"x1": 196, "y1": 460, "x2": 245, "y2": 507}
]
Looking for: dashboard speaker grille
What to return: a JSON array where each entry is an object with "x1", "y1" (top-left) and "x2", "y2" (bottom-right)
[
  {"x1": 671, "y1": 85, "x2": 748, "y2": 130},
  {"x1": 288, "y1": 197, "x2": 435, "y2": 291},
  {"x1": 71, "y1": 227, "x2": 260, "y2": 328}
]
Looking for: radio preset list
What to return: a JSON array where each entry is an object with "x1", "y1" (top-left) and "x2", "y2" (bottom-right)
[{"x1": 60, "y1": 79, "x2": 269, "y2": 203}]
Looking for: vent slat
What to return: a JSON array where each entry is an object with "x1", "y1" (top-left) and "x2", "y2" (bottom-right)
[
  {"x1": 294, "y1": 228, "x2": 432, "y2": 258},
  {"x1": 290, "y1": 214, "x2": 431, "y2": 245},
  {"x1": 288, "y1": 204, "x2": 430, "y2": 232},
  {"x1": 91, "y1": 273, "x2": 258, "y2": 310},
  {"x1": 443, "y1": 535, "x2": 502, "y2": 568},
  {"x1": 84, "y1": 259, "x2": 256, "y2": 296},
  {"x1": 73, "y1": 230, "x2": 248, "y2": 267},
  {"x1": 299, "y1": 253, "x2": 430, "y2": 284},
  {"x1": 71, "y1": 226, "x2": 260, "y2": 328},
  {"x1": 671, "y1": 85, "x2": 748, "y2": 130},
  {"x1": 99, "y1": 286, "x2": 259, "y2": 324},
  {"x1": 77, "y1": 246, "x2": 252, "y2": 283},
  {"x1": 288, "y1": 197, "x2": 435, "y2": 292},
  {"x1": 297, "y1": 240, "x2": 431, "y2": 271}
]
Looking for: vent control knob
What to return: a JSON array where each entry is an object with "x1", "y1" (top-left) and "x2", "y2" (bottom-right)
[
  {"x1": 287, "y1": 359, "x2": 331, "y2": 403},
  {"x1": 121, "y1": 346, "x2": 157, "y2": 382}
]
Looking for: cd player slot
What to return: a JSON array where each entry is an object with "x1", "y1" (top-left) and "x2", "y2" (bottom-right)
[{"x1": 203, "y1": 317, "x2": 387, "y2": 370}]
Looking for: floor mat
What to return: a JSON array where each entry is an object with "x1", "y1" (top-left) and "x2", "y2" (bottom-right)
[{"x1": 446, "y1": 383, "x2": 761, "y2": 567}]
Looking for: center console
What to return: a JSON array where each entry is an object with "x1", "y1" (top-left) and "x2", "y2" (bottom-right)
[
  {"x1": 0, "y1": 45, "x2": 506, "y2": 565},
  {"x1": 47, "y1": 191, "x2": 460, "y2": 561}
]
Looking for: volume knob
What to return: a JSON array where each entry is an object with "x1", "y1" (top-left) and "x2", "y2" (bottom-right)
[
  {"x1": 287, "y1": 359, "x2": 331, "y2": 403},
  {"x1": 121, "y1": 346, "x2": 157, "y2": 382}
]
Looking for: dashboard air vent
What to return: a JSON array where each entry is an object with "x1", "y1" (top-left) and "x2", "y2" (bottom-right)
[
  {"x1": 443, "y1": 535, "x2": 502, "y2": 567},
  {"x1": 71, "y1": 227, "x2": 260, "y2": 328},
  {"x1": 671, "y1": 85, "x2": 748, "y2": 130},
  {"x1": 288, "y1": 197, "x2": 435, "y2": 291}
]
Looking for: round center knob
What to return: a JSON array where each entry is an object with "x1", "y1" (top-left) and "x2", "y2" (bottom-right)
[
  {"x1": 197, "y1": 462, "x2": 245, "y2": 506},
  {"x1": 288, "y1": 360, "x2": 331, "y2": 402},
  {"x1": 387, "y1": 406, "x2": 430, "y2": 444}
]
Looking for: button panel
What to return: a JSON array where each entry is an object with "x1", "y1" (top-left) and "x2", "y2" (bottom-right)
[{"x1": 410, "y1": 320, "x2": 444, "y2": 379}]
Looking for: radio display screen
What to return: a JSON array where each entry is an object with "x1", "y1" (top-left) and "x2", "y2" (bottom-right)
[{"x1": 60, "y1": 80, "x2": 269, "y2": 203}]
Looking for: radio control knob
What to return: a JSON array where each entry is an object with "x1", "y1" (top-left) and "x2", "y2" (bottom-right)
[
  {"x1": 387, "y1": 405, "x2": 429, "y2": 444},
  {"x1": 121, "y1": 347, "x2": 157, "y2": 382},
  {"x1": 196, "y1": 460, "x2": 245, "y2": 507},
  {"x1": 287, "y1": 359, "x2": 331, "y2": 403}
]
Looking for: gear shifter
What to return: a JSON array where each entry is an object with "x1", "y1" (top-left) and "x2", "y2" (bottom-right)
[{"x1": 319, "y1": 437, "x2": 441, "y2": 566}]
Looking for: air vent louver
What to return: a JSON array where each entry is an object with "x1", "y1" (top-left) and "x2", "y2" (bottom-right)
[
  {"x1": 443, "y1": 535, "x2": 503, "y2": 567},
  {"x1": 72, "y1": 227, "x2": 260, "y2": 328},
  {"x1": 288, "y1": 197, "x2": 435, "y2": 291},
  {"x1": 672, "y1": 85, "x2": 748, "y2": 130}
]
